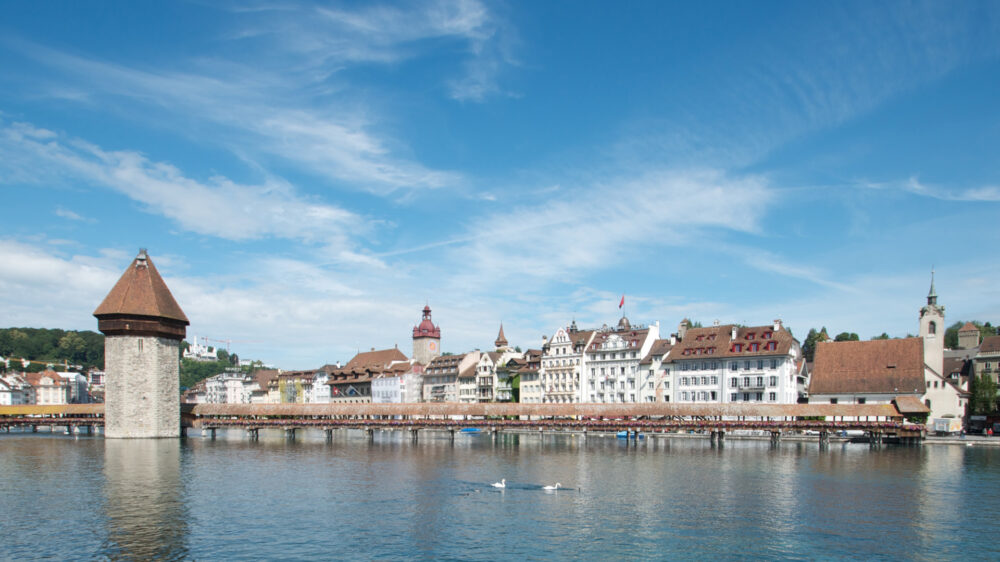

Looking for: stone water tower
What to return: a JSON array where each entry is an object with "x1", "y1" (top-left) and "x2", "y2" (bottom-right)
[{"x1": 94, "y1": 249, "x2": 189, "y2": 438}]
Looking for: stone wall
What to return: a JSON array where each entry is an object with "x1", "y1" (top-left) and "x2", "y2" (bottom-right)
[{"x1": 104, "y1": 335, "x2": 180, "y2": 438}]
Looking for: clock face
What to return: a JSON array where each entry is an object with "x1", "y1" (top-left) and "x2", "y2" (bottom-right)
[{"x1": 429, "y1": 342, "x2": 437, "y2": 351}]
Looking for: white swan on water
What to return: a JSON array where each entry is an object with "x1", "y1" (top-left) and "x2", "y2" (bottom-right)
[
  {"x1": 492, "y1": 479, "x2": 506, "y2": 488},
  {"x1": 543, "y1": 483, "x2": 561, "y2": 490}
]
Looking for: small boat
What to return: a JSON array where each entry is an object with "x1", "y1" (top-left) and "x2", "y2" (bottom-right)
[
  {"x1": 616, "y1": 431, "x2": 645, "y2": 439},
  {"x1": 459, "y1": 427, "x2": 482, "y2": 434}
]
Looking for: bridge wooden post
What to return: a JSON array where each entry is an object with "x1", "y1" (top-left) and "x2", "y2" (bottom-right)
[
  {"x1": 770, "y1": 431, "x2": 781, "y2": 445},
  {"x1": 365, "y1": 427, "x2": 374, "y2": 442},
  {"x1": 448, "y1": 427, "x2": 455, "y2": 442},
  {"x1": 582, "y1": 427, "x2": 588, "y2": 442},
  {"x1": 410, "y1": 428, "x2": 419, "y2": 443},
  {"x1": 324, "y1": 428, "x2": 333, "y2": 442},
  {"x1": 819, "y1": 430, "x2": 829, "y2": 447},
  {"x1": 718, "y1": 430, "x2": 725, "y2": 443},
  {"x1": 31, "y1": 425, "x2": 37, "y2": 433},
  {"x1": 284, "y1": 427, "x2": 296, "y2": 440}
]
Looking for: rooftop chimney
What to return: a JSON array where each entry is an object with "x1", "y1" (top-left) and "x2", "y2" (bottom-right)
[
  {"x1": 731, "y1": 325, "x2": 738, "y2": 340},
  {"x1": 773, "y1": 319, "x2": 782, "y2": 331}
]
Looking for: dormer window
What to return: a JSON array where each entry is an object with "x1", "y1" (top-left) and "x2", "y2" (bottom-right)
[
  {"x1": 762, "y1": 332, "x2": 772, "y2": 340},
  {"x1": 746, "y1": 333, "x2": 755, "y2": 340},
  {"x1": 749, "y1": 343, "x2": 759, "y2": 352},
  {"x1": 732, "y1": 344, "x2": 743, "y2": 353}
]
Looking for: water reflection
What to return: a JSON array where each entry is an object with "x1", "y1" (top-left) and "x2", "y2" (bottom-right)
[{"x1": 102, "y1": 440, "x2": 189, "y2": 560}]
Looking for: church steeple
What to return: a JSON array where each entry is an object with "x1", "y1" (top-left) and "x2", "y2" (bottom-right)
[
  {"x1": 495, "y1": 323, "x2": 509, "y2": 350},
  {"x1": 927, "y1": 268, "x2": 937, "y2": 306}
]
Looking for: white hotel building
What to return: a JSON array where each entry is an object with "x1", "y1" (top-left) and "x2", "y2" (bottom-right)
[
  {"x1": 540, "y1": 321, "x2": 596, "y2": 404},
  {"x1": 665, "y1": 320, "x2": 803, "y2": 404},
  {"x1": 583, "y1": 317, "x2": 660, "y2": 404}
]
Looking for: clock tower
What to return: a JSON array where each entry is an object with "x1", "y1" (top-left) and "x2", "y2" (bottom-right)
[{"x1": 412, "y1": 305, "x2": 441, "y2": 365}]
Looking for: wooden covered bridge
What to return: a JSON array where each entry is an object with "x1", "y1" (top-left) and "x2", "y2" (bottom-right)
[{"x1": 1, "y1": 402, "x2": 926, "y2": 445}]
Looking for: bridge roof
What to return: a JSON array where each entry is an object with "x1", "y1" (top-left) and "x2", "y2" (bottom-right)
[
  {"x1": 185, "y1": 402, "x2": 904, "y2": 419},
  {"x1": 0, "y1": 404, "x2": 104, "y2": 416}
]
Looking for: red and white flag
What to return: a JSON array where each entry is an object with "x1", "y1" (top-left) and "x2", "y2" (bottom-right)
[{"x1": 619, "y1": 294, "x2": 625, "y2": 309}]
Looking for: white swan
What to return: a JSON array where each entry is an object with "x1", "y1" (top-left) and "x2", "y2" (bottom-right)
[
  {"x1": 543, "y1": 483, "x2": 561, "y2": 490},
  {"x1": 492, "y1": 478, "x2": 506, "y2": 488}
]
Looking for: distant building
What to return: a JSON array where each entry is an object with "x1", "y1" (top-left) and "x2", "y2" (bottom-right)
[
  {"x1": 371, "y1": 364, "x2": 424, "y2": 404},
  {"x1": 582, "y1": 317, "x2": 660, "y2": 404},
  {"x1": 516, "y1": 349, "x2": 543, "y2": 403},
  {"x1": 412, "y1": 305, "x2": 442, "y2": 366},
  {"x1": 974, "y1": 335, "x2": 1000, "y2": 387},
  {"x1": 958, "y1": 322, "x2": 982, "y2": 350},
  {"x1": 54, "y1": 371, "x2": 90, "y2": 403},
  {"x1": 0, "y1": 374, "x2": 34, "y2": 405},
  {"x1": 666, "y1": 320, "x2": 802, "y2": 405},
  {"x1": 328, "y1": 347, "x2": 410, "y2": 403},
  {"x1": 183, "y1": 336, "x2": 219, "y2": 362},
  {"x1": 25, "y1": 370, "x2": 71, "y2": 405},
  {"x1": 540, "y1": 321, "x2": 596, "y2": 404},
  {"x1": 639, "y1": 338, "x2": 674, "y2": 402},
  {"x1": 809, "y1": 281, "x2": 966, "y2": 423},
  {"x1": 423, "y1": 353, "x2": 479, "y2": 402}
]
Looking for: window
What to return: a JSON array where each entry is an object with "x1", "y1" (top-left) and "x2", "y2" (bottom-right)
[
  {"x1": 701, "y1": 376, "x2": 708, "y2": 385},
  {"x1": 743, "y1": 361, "x2": 751, "y2": 370},
  {"x1": 757, "y1": 360, "x2": 764, "y2": 370},
  {"x1": 743, "y1": 377, "x2": 750, "y2": 387},
  {"x1": 755, "y1": 392, "x2": 763, "y2": 401},
  {"x1": 730, "y1": 378, "x2": 738, "y2": 388},
  {"x1": 929, "y1": 321, "x2": 937, "y2": 334},
  {"x1": 733, "y1": 343, "x2": 743, "y2": 352},
  {"x1": 769, "y1": 376, "x2": 777, "y2": 387},
  {"x1": 768, "y1": 392, "x2": 776, "y2": 401},
  {"x1": 681, "y1": 377, "x2": 688, "y2": 386},
  {"x1": 729, "y1": 361, "x2": 738, "y2": 371},
  {"x1": 830, "y1": 398, "x2": 838, "y2": 404},
  {"x1": 710, "y1": 376, "x2": 718, "y2": 385},
  {"x1": 743, "y1": 393, "x2": 750, "y2": 401},
  {"x1": 730, "y1": 393, "x2": 737, "y2": 402},
  {"x1": 682, "y1": 391, "x2": 689, "y2": 401},
  {"x1": 710, "y1": 391, "x2": 717, "y2": 401},
  {"x1": 747, "y1": 332, "x2": 755, "y2": 340},
  {"x1": 770, "y1": 359, "x2": 778, "y2": 369},
  {"x1": 756, "y1": 376, "x2": 764, "y2": 387},
  {"x1": 857, "y1": 397, "x2": 866, "y2": 404}
]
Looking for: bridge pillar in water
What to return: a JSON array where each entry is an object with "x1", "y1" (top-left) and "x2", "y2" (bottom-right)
[
  {"x1": 95, "y1": 249, "x2": 189, "y2": 439},
  {"x1": 365, "y1": 427, "x2": 374, "y2": 442},
  {"x1": 770, "y1": 431, "x2": 781, "y2": 445},
  {"x1": 32, "y1": 425, "x2": 37, "y2": 433},
  {"x1": 284, "y1": 427, "x2": 296, "y2": 440},
  {"x1": 819, "y1": 430, "x2": 830, "y2": 447},
  {"x1": 324, "y1": 428, "x2": 333, "y2": 442},
  {"x1": 448, "y1": 427, "x2": 455, "y2": 442},
  {"x1": 410, "y1": 428, "x2": 419, "y2": 442}
]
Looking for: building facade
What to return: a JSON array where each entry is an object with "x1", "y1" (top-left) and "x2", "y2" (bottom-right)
[
  {"x1": 540, "y1": 322, "x2": 596, "y2": 404},
  {"x1": 667, "y1": 320, "x2": 802, "y2": 405},
  {"x1": 582, "y1": 317, "x2": 660, "y2": 404},
  {"x1": 412, "y1": 305, "x2": 441, "y2": 366}
]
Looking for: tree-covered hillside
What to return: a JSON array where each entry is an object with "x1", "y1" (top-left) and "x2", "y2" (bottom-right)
[{"x1": 0, "y1": 327, "x2": 104, "y2": 371}]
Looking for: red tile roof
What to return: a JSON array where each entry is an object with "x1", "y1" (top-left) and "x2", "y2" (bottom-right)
[
  {"x1": 980, "y1": 335, "x2": 1000, "y2": 354},
  {"x1": 93, "y1": 250, "x2": 188, "y2": 323},
  {"x1": 959, "y1": 322, "x2": 979, "y2": 333},
  {"x1": 809, "y1": 338, "x2": 926, "y2": 395},
  {"x1": 640, "y1": 339, "x2": 674, "y2": 365},
  {"x1": 667, "y1": 324, "x2": 796, "y2": 361}
]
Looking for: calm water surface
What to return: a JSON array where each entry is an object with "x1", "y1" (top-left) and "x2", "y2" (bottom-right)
[{"x1": 2, "y1": 430, "x2": 998, "y2": 560}]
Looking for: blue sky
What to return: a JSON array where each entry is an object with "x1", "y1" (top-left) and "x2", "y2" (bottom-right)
[{"x1": 1, "y1": 1, "x2": 998, "y2": 368}]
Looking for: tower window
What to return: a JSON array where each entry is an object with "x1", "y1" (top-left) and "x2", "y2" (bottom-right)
[{"x1": 929, "y1": 321, "x2": 937, "y2": 334}]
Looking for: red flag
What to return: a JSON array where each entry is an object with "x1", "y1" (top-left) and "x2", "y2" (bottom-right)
[{"x1": 619, "y1": 295, "x2": 625, "y2": 309}]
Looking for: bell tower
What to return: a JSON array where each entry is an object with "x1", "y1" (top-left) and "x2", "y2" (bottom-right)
[
  {"x1": 94, "y1": 249, "x2": 189, "y2": 438},
  {"x1": 412, "y1": 305, "x2": 441, "y2": 365},
  {"x1": 919, "y1": 270, "x2": 945, "y2": 376}
]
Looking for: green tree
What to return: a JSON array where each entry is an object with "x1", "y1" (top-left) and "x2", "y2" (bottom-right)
[
  {"x1": 58, "y1": 332, "x2": 88, "y2": 363},
  {"x1": 802, "y1": 327, "x2": 828, "y2": 362},
  {"x1": 871, "y1": 333, "x2": 891, "y2": 340},
  {"x1": 968, "y1": 373, "x2": 999, "y2": 416},
  {"x1": 834, "y1": 332, "x2": 860, "y2": 342}
]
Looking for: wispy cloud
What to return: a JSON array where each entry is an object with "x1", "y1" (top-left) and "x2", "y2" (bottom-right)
[
  {"x1": 0, "y1": 119, "x2": 365, "y2": 246},
  {"x1": 233, "y1": 0, "x2": 515, "y2": 102},
  {"x1": 441, "y1": 169, "x2": 773, "y2": 288},
  {"x1": 865, "y1": 176, "x2": 1000, "y2": 202},
  {"x1": 7, "y1": 35, "x2": 462, "y2": 195},
  {"x1": 54, "y1": 207, "x2": 95, "y2": 223}
]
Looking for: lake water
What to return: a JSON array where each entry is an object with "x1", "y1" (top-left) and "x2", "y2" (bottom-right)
[{"x1": 1, "y1": 429, "x2": 998, "y2": 560}]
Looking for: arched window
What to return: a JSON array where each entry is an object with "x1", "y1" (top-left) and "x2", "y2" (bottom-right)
[{"x1": 929, "y1": 321, "x2": 937, "y2": 334}]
